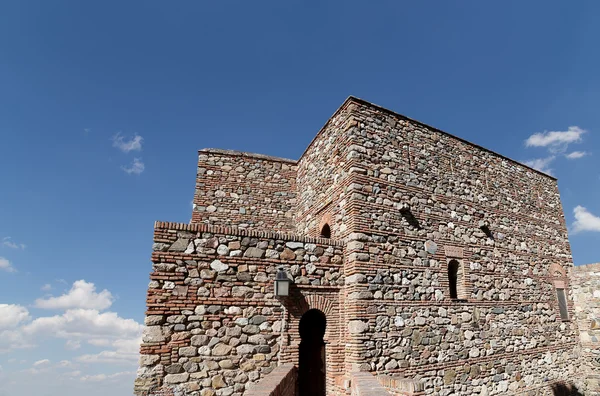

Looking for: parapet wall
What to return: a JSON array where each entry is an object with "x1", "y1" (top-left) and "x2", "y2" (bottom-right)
[
  {"x1": 192, "y1": 149, "x2": 298, "y2": 233},
  {"x1": 134, "y1": 222, "x2": 344, "y2": 396}
]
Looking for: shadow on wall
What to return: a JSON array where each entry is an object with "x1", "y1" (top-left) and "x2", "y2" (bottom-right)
[{"x1": 552, "y1": 383, "x2": 583, "y2": 396}]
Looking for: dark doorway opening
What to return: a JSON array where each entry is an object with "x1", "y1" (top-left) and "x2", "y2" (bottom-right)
[
  {"x1": 298, "y1": 309, "x2": 326, "y2": 396},
  {"x1": 320, "y1": 224, "x2": 331, "y2": 239},
  {"x1": 448, "y1": 260, "x2": 459, "y2": 299}
]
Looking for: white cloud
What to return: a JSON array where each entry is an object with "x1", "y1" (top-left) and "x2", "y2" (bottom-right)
[
  {"x1": 88, "y1": 338, "x2": 112, "y2": 347},
  {"x1": 0, "y1": 304, "x2": 30, "y2": 329},
  {"x1": 111, "y1": 133, "x2": 143, "y2": 153},
  {"x1": 76, "y1": 350, "x2": 138, "y2": 365},
  {"x1": 523, "y1": 156, "x2": 555, "y2": 175},
  {"x1": 34, "y1": 280, "x2": 114, "y2": 310},
  {"x1": 0, "y1": 279, "x2": 143, "y2": 395},
  {"x1": 565, "y1": 151, "x2": 588, "y2": 159},
  {"x1": 525, "y1": 126, "x2": 586, "y2": 153},
  {"x1": 80, "y1": 371, "x2": 135, "y2": 382},
  {"x1": 0, "y1": 257, "x2": 16, "y2": 273},
  {"x1": 65, "y1": 340, "x2": 81, "y2": 350},
  {"x1": 58, "y1": 360, "x2": 74, "y2": 368},
  {"x1": 41, "y1": 283, "x2": 52, "y2": 291},
  {"x1": 2, "y1": 237, "x2": 26, "y2": 250},
  {"x1": 572, "y1": 206, "x2": 600, "y2": 234},
  {"x1": 121, "y1": 158, "x2": 145, "y2": 175},
  {"x1": 63, "y1": 370, "x2": 82, "y2": 378},
  {"x1": 78, "y1": 336, "x2": 141, "y2": 365},
  {"x1": 23, "y1": 309, "x2": 143, "y2": 340},
  {"x1": 0, "y1": 329, "x2": 33, "y2": 353}
]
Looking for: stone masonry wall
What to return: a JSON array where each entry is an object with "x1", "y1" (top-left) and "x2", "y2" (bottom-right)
[
  {"x1": 572, "y1": 263, "x2": 600, "y2": 393},
  {"x1": 137, "y1": 96, "x2": 591, "y2": 396},
  {"x1": 192, "y1": 149, "x2": 297, "y2": 233},
  {"x1": 295, "y1": 103, "x2": 355, "y2": 240},
  {"x1": 134, "y1": 222, "x2": 344, "y2": 396},
  {"x1": 338, "y1": 98, "x2": 585, "y2": 394}
]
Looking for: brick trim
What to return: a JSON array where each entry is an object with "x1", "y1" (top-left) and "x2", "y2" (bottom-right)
[
  {"x1": 153, "y1": 221, "x2": 344, "y2": 246},
  {"x1": 198, "y1": 148, "x2": 297, "y2": 164}
]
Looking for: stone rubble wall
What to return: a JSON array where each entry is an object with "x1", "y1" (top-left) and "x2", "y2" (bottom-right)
[
  {"x1": 295, "y1": 103, "x2": 356, "y2": 240},
  {"x1": 572, "y1": 263, "x2": 600, "y2": 392},
  {"x1": 339, "y1": 99, "x2": 584, "y2": 395},
  {"x1": 192, "y1": 149, "x2": 298, "y2": 233},
  {"x1": 134, "y1": 222, "x2": 344, "y2": 396},
  {"x1": 244, "y1": 364, "x2": 296, "y2": 396},
  {"x1": 137, "y1": 96, "x2": 595, "y2": 396}
]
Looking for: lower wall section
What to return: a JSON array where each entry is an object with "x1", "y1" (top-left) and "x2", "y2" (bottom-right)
[
  {"x1": 245, "y1": 364, "x2": 296, "y2": 396},
  {"x1": 135, "y1": 223, "x2": 600, "y2": 395},
  {"x1": 350, "y1": 372, "x2": 391, "y2": 396}
]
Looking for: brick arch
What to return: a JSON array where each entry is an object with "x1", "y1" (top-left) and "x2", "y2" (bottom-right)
[
  {"x1": 549, "y1": 263, "x2": 566, "y2": 278},
  {"x1": 288, "y1": 292, "x2": 335, "y2": 318},
  {"x1": 303, "y1": 293, "x2": 335, "y2": 317},
  {"x1": 549, "y1": 263, "x2": 567, "y2": 288}
]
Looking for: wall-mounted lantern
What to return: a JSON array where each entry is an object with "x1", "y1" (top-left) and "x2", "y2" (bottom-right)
[{"x1": 274, "y1": 267, "x2": 292, "y2": 297}]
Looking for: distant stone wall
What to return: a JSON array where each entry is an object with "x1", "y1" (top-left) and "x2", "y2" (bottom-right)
[
  {"x1": 192, "y1": 149, "x2": 298, "y2": 233},
  {"x1": 572, "y1": 263, "x2": 600, "y2": 392},
  {"x1": 134, "y1": 222, "x2": 344, "y2": 396}
]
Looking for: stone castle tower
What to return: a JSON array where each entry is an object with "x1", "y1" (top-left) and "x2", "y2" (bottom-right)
[{"x1": 134, "y1": 97, "x2": 599, "y2": 396}]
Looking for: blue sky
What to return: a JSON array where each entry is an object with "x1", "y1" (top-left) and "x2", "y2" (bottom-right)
[{"x1": 1, "y1": 1, "x2": 599, "y2": 394}]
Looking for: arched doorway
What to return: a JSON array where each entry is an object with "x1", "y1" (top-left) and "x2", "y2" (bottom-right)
[{"x1": 298, "y1": 309, "x2": 326, "y2": 396}]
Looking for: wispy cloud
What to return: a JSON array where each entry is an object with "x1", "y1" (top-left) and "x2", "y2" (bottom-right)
[
  {"x1": 83, "y1": 128, "x2": 91, "y2": 135},
  {"x1": 111, "y1": 133, "x2": 143, "y2": 153},
  {"x1": 0, "y1": 257, "x2": 16, "y2": 273},
  {"x1": 565, "y1": 151, "x2": 588, "y2": 159},
  {"x1": 33, "y1": 359, "x2": 50, "y2": 367},
  {"x1": 2, "y1": 237, "x2": 26, "y2": 250},
  {"x1": 80, "y1": 371, "x2": 135, "y2": 382},
  {"x1": 65, "y1": 340, "x2": 81, "y2": 350},
  {"x1": 41, "y1": 284, "x2": 52, "y2": 292},
  {"x1": 121, "y1": 158, "x2": 145, "y2": 175},
  {"x1": 523, "y1": 156, "x2": 555, "y2": 175},
  {"x1": 525, "y1": 126, "x2": 586, "y2": 153},
  {"x1": 572, "y1": 206, "x2": 600, "y2": 234}
]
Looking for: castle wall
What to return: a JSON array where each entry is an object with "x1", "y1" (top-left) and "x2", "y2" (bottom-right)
[
  {"x1": 339, "y1": 99, "x2": 585, "y2": 394},
  {"x1": 134, "y1": 222, "x2": 345, "y2": 396},
  {"x1": 136, "y1": 97, "x2": 593, "y2": 396},
  {"x1": 192, "y1": 149, "x2": 298, "y2": 233}
]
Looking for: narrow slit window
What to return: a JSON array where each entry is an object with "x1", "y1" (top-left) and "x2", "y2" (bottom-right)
[
  {"x1": 448, "y1": 260, "x2": 459, "y2": 299},
  {"x1": 556, "y1": 288, "x2": 569, "y2": 321},
  {"x1": 320, "y1": 224, "x2": 331, "y2": 239}
]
